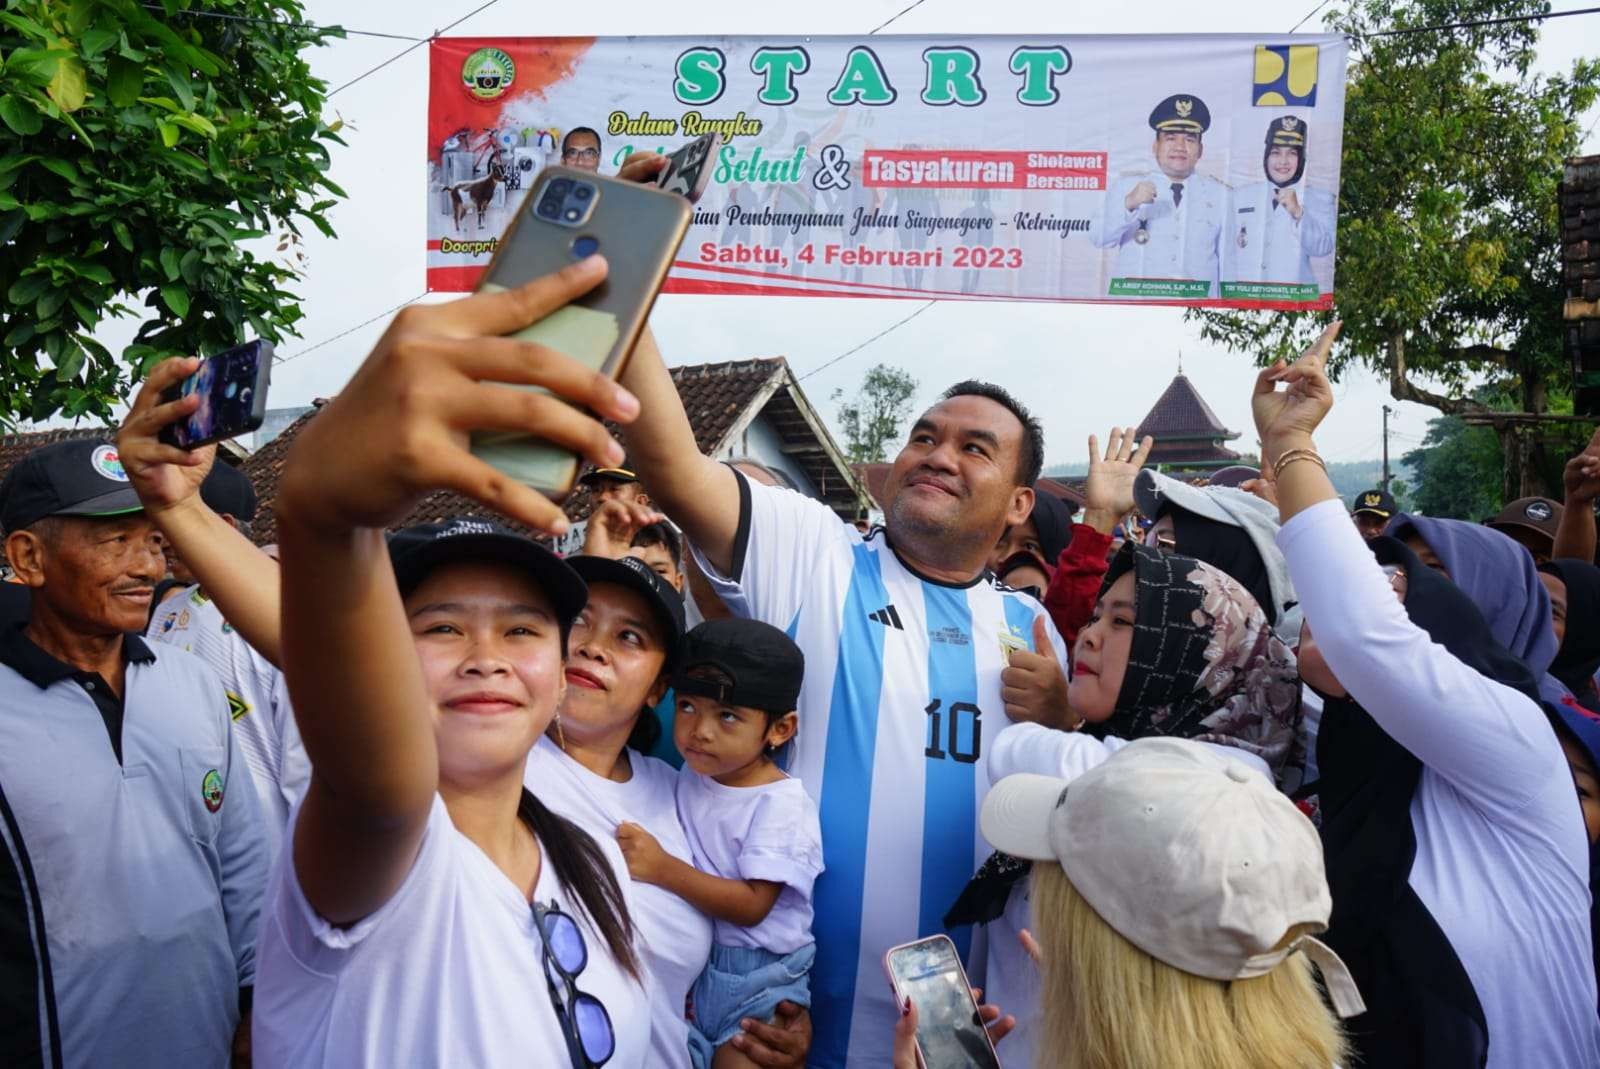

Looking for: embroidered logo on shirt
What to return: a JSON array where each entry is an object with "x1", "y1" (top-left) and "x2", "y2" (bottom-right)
[
  {"x1": 226, "y1": 691, "x2": 250, "y2": 722},
  {"x1": 201, "y1": 769, "x2": 224, "y2": 813}
]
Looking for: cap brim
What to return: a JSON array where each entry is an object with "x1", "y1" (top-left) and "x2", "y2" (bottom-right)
[
  {"x1": 53, "y1": 487, "x2": 144, "y2": 518},
  {"x1": 980, "y1": 773, "x2": 1070, "y2": 862},
  {"x1": 1487, "y1": 519, "x2": 1555, "y2": 542},
  {"x1": 566, "y1": 555, "x2": 684, "y2": 653},
  {"x1": 580, "y1": 469, "x2": 638, "y2": 485},
  {"x1": 1134, "y1": 471, "x2": 1233, "y2": 527},
  {"x1": 391, "y1": 534, "x2": 587, "y2": 624},
  {"x1": 1352, "y1": 508, "x2": 1392, "y2": 519}
]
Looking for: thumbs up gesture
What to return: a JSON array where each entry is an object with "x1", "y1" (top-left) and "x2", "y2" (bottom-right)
[{"x1": 1001, "y1": 616, "x2": 1077, "y2": 731}]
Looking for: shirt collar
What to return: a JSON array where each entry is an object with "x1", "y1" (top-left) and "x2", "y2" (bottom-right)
[{"x1": 0, "y1": 622, "x2": 155, "y2": 690}]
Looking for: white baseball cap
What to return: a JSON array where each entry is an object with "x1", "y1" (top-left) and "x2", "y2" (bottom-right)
[{"x1": 981, "y1": 737, "x2": 1365, "y2": 1018}]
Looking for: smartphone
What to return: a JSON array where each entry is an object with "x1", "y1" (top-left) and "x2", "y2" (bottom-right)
[
  {"x1": 656, "y1": 132, "x2": 722, "y2": 202},
  {"x1": 471, "y1": 166, "x2": 690, "y2": 496},
  {"x1": 884, "y1": 935, "x2": 1002, "y2": 1069},
  {"x1": 158, "y1": 339, "x2": 273, "y2": 450}
]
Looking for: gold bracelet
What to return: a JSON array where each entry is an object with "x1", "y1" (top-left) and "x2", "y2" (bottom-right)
[{"x1": 1273, "y1": 448, "x2": 1327, "y2": 480}]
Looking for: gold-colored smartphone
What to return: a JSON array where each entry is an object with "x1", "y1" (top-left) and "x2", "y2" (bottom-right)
[{"x1": 471, "y1": 165, "x2": 691, "y2": 497}]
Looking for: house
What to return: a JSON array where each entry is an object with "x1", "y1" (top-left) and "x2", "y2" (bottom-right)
[
  {"x1": 853, "y1": 463, "x2": 1085, "y2": 514},
  {"x1": 1133, "y1": 371, "x2": 1243, "y2": 473},
  {"x1": 0, "y1": 427, "x2": 249, "y2": 494},
  {"x1": 243, "y1": 356, "x2": 868, "y2": 548}
]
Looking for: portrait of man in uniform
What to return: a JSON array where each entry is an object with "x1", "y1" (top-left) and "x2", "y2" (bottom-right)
[
  {"x1": 1222, "y1": 115, "x2": 1337, "y2": 288},
  {"x1": 1093, "y1": 93, "x2": 1227, "y2": 296}
]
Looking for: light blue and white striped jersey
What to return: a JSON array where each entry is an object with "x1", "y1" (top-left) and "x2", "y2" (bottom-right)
[{"x1": 694, "y1": 477, "x2": 1069, "y2": 1067}]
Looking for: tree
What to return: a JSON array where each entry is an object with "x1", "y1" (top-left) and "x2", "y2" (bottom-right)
[
  {"x1": 1190, "y1": 0, "x2": 1600, "y2": 500},
  {"x1": 0, "y1": 0, "x2": 346, "y2": 425},
  {"x1": 832, "y1": 364, "x2": 919, "y2": 464}
]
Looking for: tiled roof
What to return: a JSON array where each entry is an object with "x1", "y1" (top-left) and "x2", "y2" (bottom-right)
[
  {"x1": 672, "y1": 358, "x2": 788, "y2": 454},
  {"x1": 1146, "y1": 440, "x2": 1243, "y2": 468},
  {"x1": 1134, "y1": 374, "x2": 1239, "y2": 442},
  {"x1": 0, "y1": 426, "x2": 114, "y2": 479},
  {"x1": 853, "y1": 463, "x2": 1086, "y2": 513}
]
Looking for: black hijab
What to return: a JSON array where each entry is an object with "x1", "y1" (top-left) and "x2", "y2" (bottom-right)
[
  {"x1": 1541, "y1": 559, "x2": 1600, "y2": 709},
  {"x1": 1164, "y1": 507, "x2": 1278, "y2": 625},
  {"x1": 1314, "y1": 536, "x2": 1541, "y2": 1069}
]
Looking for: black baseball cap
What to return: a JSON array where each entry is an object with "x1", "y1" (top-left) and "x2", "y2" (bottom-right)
[
  {"x1": 200, "y1": 462, "x2": 258, "y2": 522},
  {"x1": 0, "y1": 439, "x2": 143, "y2": 534},
  {"x1": 579, "y1": 462, "x2": 638, "y2": 486},
  {"x1": 387, "y1": 517, "x2": 588, "y2": 626},
  {"x1": 1351, "y1": 488, "x2": 1397, "y2": 519},
  {"x1": 674, "y1": 618, "x2": 805, "y2": 714},
  {"x1": 566, "y1": 553, "x2": 685, "y2": 665}
]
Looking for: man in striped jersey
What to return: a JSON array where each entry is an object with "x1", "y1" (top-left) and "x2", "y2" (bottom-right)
[{"x1": 620, "y1": 330, "x2": 1070, "y2": 1067}]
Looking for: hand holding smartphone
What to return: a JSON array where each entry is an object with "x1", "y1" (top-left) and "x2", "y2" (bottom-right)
[
  {"x1": 884, "y1": 935, "x2": 1003, "y2": 1069},
  {"x1": 656, "y1": 132, "x2": 722, "y2": 202},
  {"x1": 158, "y1": 340, "x2": 273, "y2": 450}
]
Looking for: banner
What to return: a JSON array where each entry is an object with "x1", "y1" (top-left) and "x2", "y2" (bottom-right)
[{"x1": 426, "y1": 35, "x2": 1347, "y2": 308}]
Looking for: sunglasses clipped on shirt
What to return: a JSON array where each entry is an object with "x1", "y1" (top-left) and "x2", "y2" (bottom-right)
[{"x1": 533, "y1": 900, "x2": 616, "y2": 1069}]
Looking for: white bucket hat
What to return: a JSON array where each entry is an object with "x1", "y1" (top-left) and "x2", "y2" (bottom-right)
[{"x1": 981, "y1": 736, "x2": 1365, "y2": 1018}]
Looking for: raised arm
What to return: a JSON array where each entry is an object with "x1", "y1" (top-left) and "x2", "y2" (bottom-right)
[
  {"x1": 1554, "y1": 427, "x2": 1600, "y2": 564},
  {"x1": 118, "y1": 363, "x2": 284, "y2": 665},
  {"x1": 274, "y1": 257, "x2": 637, "y2": 925},
  {"x1": 617, "y1": 327, "x2": 742, "y2": 575}
]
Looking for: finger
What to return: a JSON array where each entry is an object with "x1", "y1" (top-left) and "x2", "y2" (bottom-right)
[
  {"x1": 427, "y1": 447, "x2": 573, "y2": 535},
  {"x1": 618, "y1": 151, "x2": 670, "y2": 183},
  {"x1": 132, "y1": 355, "x2": 201, "y2": 410},
  {"x1": 448, "y1": 383, "x2": 625, "y2": 470},
  {"x1": 1304, "y1": 320, "x2": 1342, "y2": 364},
  {"x1": 1253, "y1": 363, "x2": 1285, "y2": 397},
  {"x1": 1033, "y1": 614, "x2": 1052, "y2": 651},
  {"x1": 892, "y1": 998, "x2": 919, "y2": 1068},
  {"x1": 1019, "y1": 927, "x2": 1043, "y2": 964},
  {"x1": 1131, "y1": 435, "x2": 1155, "y2": 468},
  {"x1": 986, "y1": 1014, "x2": 1017, "y2": 1043},
  {"x1": 127, "y1": 441, "x2": 209, "y2": 470},
  {"x1": 444, "y1": 335, "x2": 640, "y2": 424},
  {"x1": 1087, "y1": 434, "x2": 1100, "y2": 466},
  {"x1": 139, "y1": 391, "x2": 203, "y2": 435},
  {"x1": 428, "y1": 254, "x2": 609, "y2": 339}
]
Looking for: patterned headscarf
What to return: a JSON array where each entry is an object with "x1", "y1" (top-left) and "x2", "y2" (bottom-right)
[{"x1": 1090, "y1": 542, "x2": 1303, "y2": 778}]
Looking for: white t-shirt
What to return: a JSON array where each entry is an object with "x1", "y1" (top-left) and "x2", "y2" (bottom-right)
[
  {"x1": 1281, "y1": 498, "x2": 1600, "y2": 1069},
  {"x1": 983, "y1": 724, "x2": 1274, "y2": 1069},
  {"x1": 148, "y1": 585, "x2": 309, "y2": 851},
  {"x1": 525, "y1": 736, "x2": 713, "y2": 1069},
  {"x1": 690, "y1": 477, "x2": 1070, "y2": 1068},
  {"x1": 254, "y1": 795, "x2": 650, "y2": 1069},
  {"x1": 676, "y1": 768, "x2": 823, "y2": 953}
]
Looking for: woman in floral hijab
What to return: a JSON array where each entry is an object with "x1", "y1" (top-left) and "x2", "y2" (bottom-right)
[{"x1": 949, "y1": 542, "x2": 1303, "y2": 1069}]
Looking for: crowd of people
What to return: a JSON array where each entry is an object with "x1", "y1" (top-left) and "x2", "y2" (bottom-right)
[{"x1": 6, "y1": 167, "x2": 1600, "y2": 1069}]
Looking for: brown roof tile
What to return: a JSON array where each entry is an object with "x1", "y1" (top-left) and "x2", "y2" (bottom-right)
[{"x1": 1135, "y1": 374, "x2": 1239, "y2": 443}]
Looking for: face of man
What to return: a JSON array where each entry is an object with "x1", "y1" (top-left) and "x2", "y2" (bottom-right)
[
  {"x1": 18, "y1": 515, "x2": 165, "y2": 636},
  {"x1": 1152, "y1": 130, "x2": 1201, "y2": 181},
  {"x1": 562, "y1": 131, "x2": 601, "y2": 172},
  {"x1": 884, "y1": 395, "x2": 1031, "y2": 567},
  {"x1": 591, "y1": 479, "x2": 646, "y2": 508},
  {"x1": 1266, "y1": 145, "x2": 1301, "y2": 184},
  {"x1": 1499, "y1": 526, "x2": 1553, "y2": 565},
  {"x1": 1354, "y1": 512, "x2": 1389, "y2": 540}
]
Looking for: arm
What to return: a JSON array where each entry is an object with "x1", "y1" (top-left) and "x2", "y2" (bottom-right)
[
  {"x1": 1042, "y1": 522, "x2": 1112, "y2": 648},
  {"x1": 615, "y1": 821, "x2": 783, "y2": 927},
  {"x1": 617, "y1": 327, "x2": 743, "y2": 576},
  {"x1": 118, "y1": 364, "x2": 285, "y2": 666},
  {"x1": 1092, "y1": 178, "x2": 1143, "y2": 249},
  {"x1": 1554, "y1": 427, "x2": 1600, "y2": 563},
  {"x1": 988, "y1": 721, "x2": 1116, "y2": 784},
  {"x1": 1298, "y1": 188, "x2": 1336, "y2": 258},
  {"x1": 1260, "y1": 325, "x2": 1562, "y2": 803},
  {"x1": 276, "y1": 258, "x2": 635, "y2": 925}
]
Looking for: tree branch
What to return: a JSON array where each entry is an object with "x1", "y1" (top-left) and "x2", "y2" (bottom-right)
[
  {"x1": 1448, "y1": 344, "x2": 1513, "y2": 365},
  {"x1": 1387, "y1": 331, "x2": 1493, "y2": 416}
]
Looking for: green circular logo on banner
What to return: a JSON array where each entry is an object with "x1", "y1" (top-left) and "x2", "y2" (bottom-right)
[
  {"x1": 201, "y1": 768, "x2": 224, "y2": 813},
  {"x1": 461, "y1": 47, "x2": 515, "y2": 102}
]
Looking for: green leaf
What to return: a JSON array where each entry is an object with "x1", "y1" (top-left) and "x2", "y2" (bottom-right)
[
  {"x1": 159, "y1": 283, "x2": 190, "y2": 317},
  {"x1": 71, "y1": 260, "x2": 111, "y2": 285},
  {"x1": 0, "y1": 95, "x2": 42, "y2": 136},
  {"x1": 79, "y1": 27, "x2": 119, "y2": 59},
  {"x1": 159, "y1": 247, "x2": 180, "y2": 281},
  {"x1": 158, "y1": 120, "x2": 179, "y2": 148},
  {"x1": 45, "y1": 54, "x2": 87, "y2": 113},
  {"x1": 4, "y1": 322, "x2": 35, "y2": 347},
  {"x1": 164, "y1": 67, "x2": 195, "y2": 113},
  {"x1": 0, "y1": 192, "x2": 18, "y2": 210},
  {"x1": 106, "y1": 56, "x2": 142, "y2": 108},
  {"x1": 179, "y1": 249, "x2": 201, "y2": 285},
  {"x1": 0, "y1": 11, "x2": 49, "y2": 40},
  {"x1": 171, "y1": 113, "x2": 217, "y2": 139},
  {"x1": 0, "y1": 209, "x2": 24, "y2": 245},
  {"x1": 37, "y1": 287, "x2": 67, "y2": 319},
  {"x1": 7, "y1": 273, "x2": 49, "y2": 304},
  {"x1": 138, "y1": 95, "x2": 182, "y2": 115},
  {"x1": 110, "y1": 219, "x2": 132, "y2": 251},
  {"x1": 39, "y1": 158, "x2": 80, "y2": 184},
  {"x1": 54, "y1": 339, "x2": 87, "y2": 382}
]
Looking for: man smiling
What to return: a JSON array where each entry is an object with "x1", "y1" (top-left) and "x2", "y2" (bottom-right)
[{"x1": 0, "y1": 439, "x2": 267, "y2": 1067}]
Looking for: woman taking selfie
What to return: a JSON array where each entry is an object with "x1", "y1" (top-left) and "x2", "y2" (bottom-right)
[{"x1": 117, "y1": 257, "x2": 656, "y2": 1067}]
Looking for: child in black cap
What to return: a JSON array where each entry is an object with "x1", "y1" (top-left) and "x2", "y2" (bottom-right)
[{"x1": 613, "y1": 618, "x2": 821, "y2": 1069}]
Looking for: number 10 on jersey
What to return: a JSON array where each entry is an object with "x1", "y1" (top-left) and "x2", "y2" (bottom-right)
[{"x1": 925, "y1": 700, "x2": 982, "y2": 763}]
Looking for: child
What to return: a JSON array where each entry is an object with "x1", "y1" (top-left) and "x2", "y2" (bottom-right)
[{"x1": 614, "y1": 619, "x2": 822, "y2": 1069}]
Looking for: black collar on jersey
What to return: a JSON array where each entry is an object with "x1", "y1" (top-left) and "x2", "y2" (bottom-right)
[{"x1": 0, "y1": 621, "x2": 154, "y2": 690}]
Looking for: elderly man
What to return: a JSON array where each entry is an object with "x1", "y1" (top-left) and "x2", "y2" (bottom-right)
[{"x1": 0, "y1": 439, "x2": 267, "y2": 1067}]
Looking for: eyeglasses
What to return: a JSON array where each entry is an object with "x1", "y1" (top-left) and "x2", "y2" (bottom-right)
[
  {"x1": 533, "y1": 901, "x2": 615, "y2": 1068},
  {"x1": 562, "y1": 147, "x2": 600, "y2": 162}
]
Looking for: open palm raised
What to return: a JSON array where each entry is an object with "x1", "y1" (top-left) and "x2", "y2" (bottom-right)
[{"x1": 1085, "y1": 427, "x2": 1155, "y2": 516}]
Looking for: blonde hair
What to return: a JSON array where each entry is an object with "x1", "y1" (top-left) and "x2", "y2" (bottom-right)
[{"x1": 1031, "y1": 864, "x2": 1348, "y2": 1069}]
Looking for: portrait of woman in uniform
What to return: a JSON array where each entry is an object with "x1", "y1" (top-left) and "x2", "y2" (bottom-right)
[{"x1": 1222, "y1": 115, "x2": 1337, "y2": 289}]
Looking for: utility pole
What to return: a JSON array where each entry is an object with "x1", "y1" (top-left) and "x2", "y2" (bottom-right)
[{"x1": 1381, "y1": 405, "x2": 1393, "y2": 491}]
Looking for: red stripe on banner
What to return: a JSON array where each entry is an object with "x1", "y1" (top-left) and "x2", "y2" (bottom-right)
[{"x1": 427, "y1": 266, "x2": 488, "y2": 291}]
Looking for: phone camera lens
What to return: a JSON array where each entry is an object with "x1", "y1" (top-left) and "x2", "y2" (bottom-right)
[
  {"x1": 549, "y1": 178, "x2": 572, "y2": 195},
  {"x1": 573, "y1": 185, "x2": 592, "y2": 200},
  {"x1": 538, "y1": 197, "x2": 561, "y2": 218},
  {"x1": 563, "y1": 207, "x2": 581, "y2": 221}
]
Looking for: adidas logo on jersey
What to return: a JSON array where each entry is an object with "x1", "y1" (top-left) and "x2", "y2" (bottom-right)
[{"x1": 868, "y1": 604, "x2": 905, "y2": 630}]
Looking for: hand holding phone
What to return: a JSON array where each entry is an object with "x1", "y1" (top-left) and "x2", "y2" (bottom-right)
[
  {"x1": 656, "y1": 132, "x2": 722, "y2": 202},
  {"x1": 158, "y1": 340, "x2": 273, "y2": 450},
  {"x1": 884, "y1": 936, "x2": 1003, "y2": 1069}
]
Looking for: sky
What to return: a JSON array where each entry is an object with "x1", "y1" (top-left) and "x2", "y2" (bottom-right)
[{"x1": 125, "y1": 0, "x2": 1600, "y2": 470}]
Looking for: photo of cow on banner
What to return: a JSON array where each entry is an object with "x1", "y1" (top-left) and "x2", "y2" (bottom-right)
[{"x1": 425, "y1": 35, "x2": 1348, "y2": 308}]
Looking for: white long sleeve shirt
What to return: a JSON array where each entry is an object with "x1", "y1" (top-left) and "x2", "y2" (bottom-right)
[{"x1": 1280, "y1": 499, "x2": 1600, "y2": 1068}]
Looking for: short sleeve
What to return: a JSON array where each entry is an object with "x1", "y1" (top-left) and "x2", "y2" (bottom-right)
[
  {"x1": 271, "y1": 795, "x2": 451, "y2": 971},
  {"x1": 688, "y1": 473, "x2": 852, "y2": 630},
  {"x1": 737, "y1": 783, "x2": 823, "y2": 892}
]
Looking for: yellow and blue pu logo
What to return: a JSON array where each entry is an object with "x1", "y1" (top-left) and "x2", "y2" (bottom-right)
[{"x1": 1253, "y1": 44, "x2": 1319, "y2": 106}]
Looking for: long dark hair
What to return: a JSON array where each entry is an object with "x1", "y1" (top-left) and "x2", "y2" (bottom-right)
[{"x1": 517, "y1": 789, "x2": 641, "y2": 980}]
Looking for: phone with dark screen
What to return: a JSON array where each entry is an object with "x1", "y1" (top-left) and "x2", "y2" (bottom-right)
[{"x1": 158, "y1": 340, "x2": 273, "y2": 450}]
